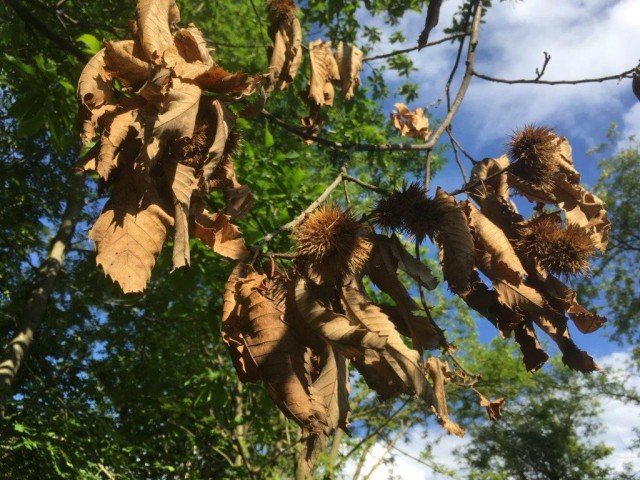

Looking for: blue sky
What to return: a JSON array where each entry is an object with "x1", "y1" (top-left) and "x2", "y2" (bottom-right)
[{"x1": 342, "y1": 0, "x2": 640, "y2": 477}]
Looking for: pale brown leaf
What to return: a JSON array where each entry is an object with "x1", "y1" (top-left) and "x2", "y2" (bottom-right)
[
  {"x1": 425, "y1": 357, "x2": 465, "y2": 436},
  {"x1": 221, "y1": 264, "x2": 260, "y2": 382},
  {"x1": 513, "y1": 320, "x2": 549, "y2": 372},
  {"x1": 201, "y1": 100, "x2": 236, "y2": 183},
  {"x1": 104, "y1": 39, "x2": 148, "y2": 88},
  {"x1": 192, "y1": 208, "x2": 248, "y2": 260},
  {"x1": 173, "y1": 63, "x2": 262, "y2": 98},
  {"x1": 434, "y1": 189, "x2": 475, "y2": 294},
  {"x1": 164, "y1": 161, "x2": 198, "y2": 270},
  {"x1": 77, "y1": 49, "x2": 114, "y2": 145},
  {"x1": 475, "y1": 391, "x2": 505, "y2": 421},
  {"x1": 308, "y1": 40, "x2": 340, "y2": 107},
  {"x1": 341, "y1": 282, "x2": 463, "y2": 435},
  {"x1": 136, "y1": 0, "x2": 180, "y2": 60},
  {"x1": 174, "y1": 24, "x2": 214, "y2": 65},
  {"x1": 311, "y1": 345, "x2": 350, "y2": 434},
  {"x1": 89, "y1": 173, "x2": 172, "y2": 293},
  {"x1": 543, "y1": 275, "x2": 606, "y2": 334},
  {"x1": 227, "y1": 268, "x2": 328, "y2": 434},
  {"x1": 389, "y1": 233, "x2": 439, "y2": 290},
  {"x1": 390, "y1": 103, "x2": 431, "y2": 141},
  {"x1": 266, "y1": 4, "x2": 303, "y2": 91},
  {"x1": 465, "y1": 201, "x2": 526, "y2": 285},
  {"x1": 334, "y1": 42, "x2": 363, "y2": 100},
  {"x1": 96, "y1": 106, "x2": 139, "y2": 180}
]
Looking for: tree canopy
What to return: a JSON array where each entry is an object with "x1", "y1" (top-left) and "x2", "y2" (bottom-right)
[{"x1": 0, "y1": 0, "x2": 639, "y2": 478}]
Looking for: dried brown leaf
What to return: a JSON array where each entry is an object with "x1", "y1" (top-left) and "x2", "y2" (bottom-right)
[
  {"x1": 433, "y1": 189, "x2": 475, "y2": 294},
  {"x1": 341, "y1": 282, "x2": 463, "y2": 436},
  {"x1": 164, "y1": 161, "x2": 198, "y2": 270},
  {"x1": 425, "y1": 358, "x2": 465, "y2": 436},
  {"x1": 77, "y1": 49, "x2": 114, "y2": 145},
  {"x1": 465, "y1": 201, "x2": 526, "y2": 285},
  {"x1": 174, "y1": 24, "x2": 214, "y2": 65},
  {"x1": 308, "y1": 40, "x2": 340, "y2": 107},
  {"x1": 221, "y1": 264, "x2": 260, "y2": 382},
  {"x1": 418, "y1": 0, "x2": 443, "y2": 48},
  {"x1": 513, "y1": 321, "x2": 549, "y2": 372},
  {"x1": 534, "y1": 315, "x2": 600, "y2": 372},
  {"x1": 389, "y1": 234, "x2": 439, "y2": 290},
  {"x1": 266, "y1": 2, "x2": 303, "y2": 91},
  {"x1": 390, "y1": 103, "x2": 431, "y2": 141},
  {"x1": 228, "y1": 268, "x2": 328, "y2": 434},
  {"x1": 136, "y1": 0, "x2": 180, "y2": 60},
  {"x1": 104, "y1": 39, "x2": 148, "y2": 88},
  {"x1": 335, "y1": 42, "x2": 363, "y2": 100},
  {"x1": 311, "y1": 345, "x2": 350, "y2": 434},
  {"x1": 89, "y1": 173, "x2": 172, "y2": 293},
  {"x1": 192, "y1": 208, "x2": 249, "y2": 260},
  {"x1": 475, "y1": 391, "x2": 505, "y2": 421},
  {"x1": 201, "y1": 100, "x2": 236, "y2": 183},
  {"x1": 96, "y1": 106, "x2": 140, "y2": 180},
  {"x1": 543, "y1": 275, "x2": 606, "y2": 333}
]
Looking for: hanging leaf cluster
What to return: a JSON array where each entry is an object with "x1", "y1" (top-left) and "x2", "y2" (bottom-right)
[
  {"x1": 373, "y1": 126, "x2": 609, "y2": 373},
  {"x1": 223, "y1": 206, "x2": 463, "y2": 469},
  {"x1": 77, "y1": 0, "x2": 260, "y2": 293},
  {"x1": 76, "y1": 0, "x2": 612, "y2": 470}
]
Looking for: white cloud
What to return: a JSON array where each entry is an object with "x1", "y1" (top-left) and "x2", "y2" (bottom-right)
[{"x1": 364, "y1": 0, "x2": 639, "y2": 153}]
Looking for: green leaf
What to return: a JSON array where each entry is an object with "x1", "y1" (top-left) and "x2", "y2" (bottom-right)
[{"x1": 76, "y1": 34, "x2": 102, "y2": 54}]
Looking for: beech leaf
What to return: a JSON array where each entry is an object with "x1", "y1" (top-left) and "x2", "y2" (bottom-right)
[
  {"x1": 192, "y1": 209, "x2": 249, "y2": 260},
  {"x1": 164, "y1": 161, "x2": 198, "y2": 270},
  {"x1": 308, "y1": 40, "x2": 340, "y2": 107},
  {"x1": 136, "y1": 0, "x2": 180, "y2": 60},
  {"x1": 334, "y1": 42, "x2": 363, "y2": 100},
  {"x1": 390, "y1": 103, "x2": 431, "y2": 141},
  {"x1": 266, "y1": 2, "x2": 303, "y2": 91},
  {"x1": 89, "y1": 173, "x2": 172, "y2": 293}
]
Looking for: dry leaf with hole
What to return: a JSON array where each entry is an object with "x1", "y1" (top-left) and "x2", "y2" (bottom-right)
[
  {"x1": 192, "y1": 208, "x2": 248, "y2": 260},
  {"x1": 391, "y1": 103, "x2": 431, "y2": 141}
]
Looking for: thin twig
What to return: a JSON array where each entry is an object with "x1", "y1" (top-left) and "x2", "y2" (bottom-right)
[
  {"x1": 338, "y1": 399, "x2": 409, "y2": 467},
  {"x1": 362, "y1": 422, "x2": 413, "y2": 480},
  {"x1": 473, "y1": 65, "x2": 637, "y2": 85},
  {"x1": 449, "y1": 161, "x2": 512, "y2": 196},
  {"x1": 535, "y1": 51, "x2": 551, "y2": 80},
  {"x1": 342, "y1": 174, "x2": 389, "y2": 195},
  {"x1": 448, "y1": 131, "x2": 468, "y2": 185},
  {"x1": 252, "y1": 172, "x2": 344, "y2": 248},
  {"x1": 447, "y1": 127, "x2": 476, "y2": 165},
  {"x1": 363, "y1": 32, "x2": 468, "y2": 61}
]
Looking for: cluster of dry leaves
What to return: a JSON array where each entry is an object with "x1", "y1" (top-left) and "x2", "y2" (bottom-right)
[
  {"x1": 77, "y1": 0, "x2": 260, "y2": 293},
  {"x1": 76, "y1": 0, "x2": 610, "y2": 471},
  {"x1": 265, "y1": 0, "x2": 363, "y2": 137}
]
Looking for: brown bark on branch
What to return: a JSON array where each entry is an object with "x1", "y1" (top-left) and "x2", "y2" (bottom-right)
[
  {"x1": 473, "y1": 65, "x2": 637, "y2": 85},
  {"x1": 0, "y1": 172, "x2": 85, "y2": 417}
]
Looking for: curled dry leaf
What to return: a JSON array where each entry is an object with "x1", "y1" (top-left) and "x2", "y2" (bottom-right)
[
  {"x1": 174, "y1": 24, "x2": 214, "y2": 65},
  {"x1": 164, "y1": 161, "x2": 198, "y2": 270},
  {"x1": 308, "y1": 40, "x2": 340, "y2": 107},
  {"x1": 474, "y1": 390, "x2": 505, "y2": 421},
  {"x1": 433, "y1": 189, "x2": 475, "y2": 294},
  {"x1": 464, "y1": 201, "x2": 526, "y2": 285},
  {"x1": 425, "y1": 358, "x2": 465, "y2": 436},
  {"x1": 543, "y1": 275, "x2": 606, "y2": 334},
  {"x1": 136, "y1": 0, "x2": 180, "y2": 61},
  {"x1": 104, "y1": 40, "x2": 149, "y2": 88},
  {"x1": 334, "y1": 42, "x2": 363, "y2": 100},
  {"x1": 192, "y1": 208, "x2": 249, "y2": 260},
  {"x1": 223, "y1": 268, "x2": 328, "y2": 434},
  {"x1": 341, "y1": 281, "x2": 463, "y2": 436},
  {"x1": 390, "y1": 103, "x2": 431, "y2": 141},
  {"x1": 418, "y1": 0, "x2": 443, "y2": 48},
  {"x1": 389, "y1": 234, "x2": 439, "y2": 290},
  {"x1": 266, "y1": 0, "x2": 303, "y2": 91},
  {"x1": 77, "y1": 49, "x2": 114, "y2": 145}
]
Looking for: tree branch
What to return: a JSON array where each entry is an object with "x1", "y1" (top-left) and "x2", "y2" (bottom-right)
[
  {"x1": 363, "y1": 32, "x2": 468, "y2": 62},
  {"x1": 473, "y1": 65, "x2": 637, "y2": 85},
  {"x1": 0, "y1": 172, "x2": 85, "y2": 416},
  {"x1": 4, "y1": 0, "x2": 88, "y2": 62}
]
